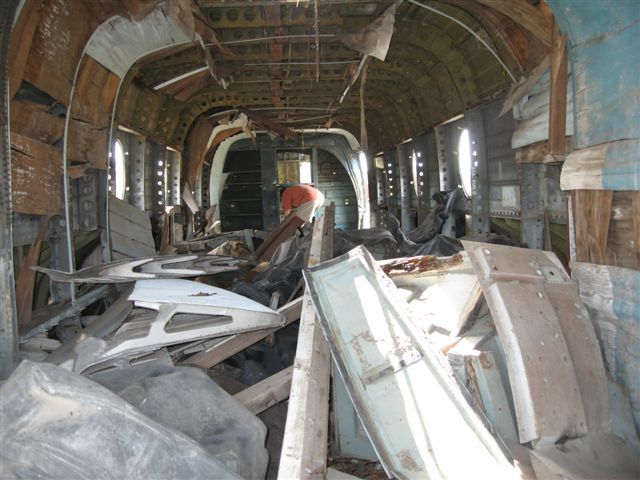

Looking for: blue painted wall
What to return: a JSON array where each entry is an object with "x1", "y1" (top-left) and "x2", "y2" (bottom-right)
[
  {"x1": 549, "y1": 1, "x2": 640, "y2": 190},
  {"x1": 550, "y1": 0, "x2": 640, "y2": 433}
]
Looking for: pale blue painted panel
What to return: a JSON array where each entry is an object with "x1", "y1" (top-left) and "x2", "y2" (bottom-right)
[
  {"x1": 548, "y1": 0, "x2": 640, "y2": 189},
  {"x1": 601, "y1": 140, "x2": 640, "y2": 190}
]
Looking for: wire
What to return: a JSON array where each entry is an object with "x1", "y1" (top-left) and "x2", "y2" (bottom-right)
[{"x1": 405, "y1": 0, "x2": 517, "y2": 84}]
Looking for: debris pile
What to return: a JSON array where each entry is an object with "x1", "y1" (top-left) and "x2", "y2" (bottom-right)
[{"x1": 2, "y1": 204, "x2": 638, "y2": 480}]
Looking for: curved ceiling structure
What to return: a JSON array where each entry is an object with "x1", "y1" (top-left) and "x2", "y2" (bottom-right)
[{"x1": 110, "y1": 0, "x2": 548, "y2": 155}]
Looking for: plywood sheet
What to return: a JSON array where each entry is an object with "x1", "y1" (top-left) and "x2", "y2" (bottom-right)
[
  {"x1": 108, "y1": 196, "x2": 156, "y2": 258},
  {"x1": 11, "y1": 133, "x2": 62, "y2": 215}
]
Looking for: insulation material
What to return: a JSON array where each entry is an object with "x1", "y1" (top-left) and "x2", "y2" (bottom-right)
[
  {"x1": 338, "y1": 3, "x2": 397, "y2": 61},
  {"x1": 10, "y1": 133, "x2": 62, "y2": 215}
]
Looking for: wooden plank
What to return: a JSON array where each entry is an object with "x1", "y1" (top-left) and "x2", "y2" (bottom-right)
[
  {"x1": 254, "y1": 213, "x2": 305, "y2": 263},
  {"x1": 499, "y1": 54, "x2": 550, "y2": 118},
  {"x1": 16, "y1": 216, "x2": 51, "y2": 328},
  {"x1": 108, "y1": 196, "x2": 156, "y2": 258},
  {"x1": 572, "y1": 190, "x2": 613, "y2": 265},
  {"x1": 234, "y1": 365, "x2": 293, "y2": 415},
  {"x1": 108, "y1": 195, "x2": 151, "y2": 226},
  {"x1": 548, "y1": 20, "x2": 568, "y2": 157},
  {"x1": 633, "y1": 191, "x2": 640, "y2": 267},
  {"x1": 515, "y1": 140, "x2": 549, "y2": 164},
  {"x1": 67, "y1": 119, "x2": 109, "y2": 169},
  {"x1": 605, "y1": 191, "x2": 639, "y2": 270},
  {"x1": 8, "y1": 0, "x2": 43, "y2": 99},
  {"x1": 560, "y1": 139, "x2": 639, "y2": 191},
  {"x1": 10, "y1": 133, "x2": 62, "y2": 215},
  {"x1": 110, "y1": 230, "x2": 156, "y2": 258},
  {"x1": 109, "y1": 210, "x2": 155, "y2": 249},
  {"x1": 184, "y1": 116, "x2": 214, "y2": 185},
  {"x1": 10, "y1": 99, "x2": 65, "y2": 144},
  {"x1": 278, "y1": 204, "x2": 334, "y2": 480},
  {"x1": 183, "y1": 296, "x2": 303, "y2": 369}
]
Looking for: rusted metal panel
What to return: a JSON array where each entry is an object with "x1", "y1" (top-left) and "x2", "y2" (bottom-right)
[
  {"x1": 72, "y1": 56, "x2": 120, "y2": 128},
  {"x1": 463, "y1": 241, "x2": 610, "y2": 445},
  {"x1": 21, "y1": 0, "x2": 92, "y2": 106},
  {"x1": 9, "y1": 99, "x2": 64, "y2": 144},
  {"x1": 8, "y1": 0, "x2": 42, "y2": 99},
  {"x1": 67, "y1": 120, "x2": 108, "y2": 169},
  {"x1": 10, "y1": 133, "x2": 62, "y2": 215}
]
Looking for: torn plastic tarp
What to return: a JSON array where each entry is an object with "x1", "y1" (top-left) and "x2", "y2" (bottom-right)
[{"x1": 0, "y1": 361, "x2": 241, "y2": 479}]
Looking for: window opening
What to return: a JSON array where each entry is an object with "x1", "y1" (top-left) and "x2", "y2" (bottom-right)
[
  {"x1": 113, "y1": 139, "x2": 126, "y2": 200},
  {"x1": 277, "y1": 150, "x2": 312, "y2": 184},
  {"x1": 458, "y1": 129, "x2": 472, "y2": 197}
]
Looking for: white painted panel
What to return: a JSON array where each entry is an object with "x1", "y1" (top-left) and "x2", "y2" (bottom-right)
[{"x1": 85, "y1": 6, "x2": 191, "y2": 78}]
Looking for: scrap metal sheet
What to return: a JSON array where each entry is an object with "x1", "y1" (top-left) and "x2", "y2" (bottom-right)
[
  {"x1": 304, "y1": 245, "x2": 517, "y2": 480},
  {"x1": 463, "y1": 241, "x2": 609, "y2": 445},
  {"x1": 72, "y1": 279, "x2": 283, "y2": 372}
]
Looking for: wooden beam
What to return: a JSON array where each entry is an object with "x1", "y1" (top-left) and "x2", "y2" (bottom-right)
[
  {"x1": 253, "y1": 213, "x2": 305, "y2": 263},
  {"x1": 16, "y1": 216, "x2": 51, "y2": 328},
  {"x1": 182, "y1": 296, "x2": 303, "y2": 369},
  {"x1": 234, "y1": 365, "x2": 293, "y2": 414},
  {"x1": 499, "y1": 54, "x2": 550, "y2": 117},
  {"x1": 548, "y1": 20, "x2": 568, "y2": 157},
  {"x1": 11, "y1": 133, "x2": 63, "y2": 215},
  {"x1": 278, "y1": 203, "x2": 335, "y2": 480},
  {"x1": 572, "y1": 190, "x2": 613, "y2": 265}
]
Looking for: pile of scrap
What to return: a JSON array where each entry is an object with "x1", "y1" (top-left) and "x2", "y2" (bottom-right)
[{"x1": 4, "y1": 207, "x2": 639, "y2": 480}]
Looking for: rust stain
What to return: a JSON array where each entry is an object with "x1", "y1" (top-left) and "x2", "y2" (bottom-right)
[
  {"x1": 479, "y1": 352, "x2": 493, "y2": 369},
  {"x1": 397, "y1": 449, "x2": 420, "y2": 472},
  {"x1": 382, "y1": 253, "x2": 464, "y2": 276}
]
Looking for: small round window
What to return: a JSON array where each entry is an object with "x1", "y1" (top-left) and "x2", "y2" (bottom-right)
[
  {"x1": 113, "y1": 140, "x2": 126, "y2": 200},
  {"x1": 458, "y1": 129, "x2": 472, "y2": 197}
]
